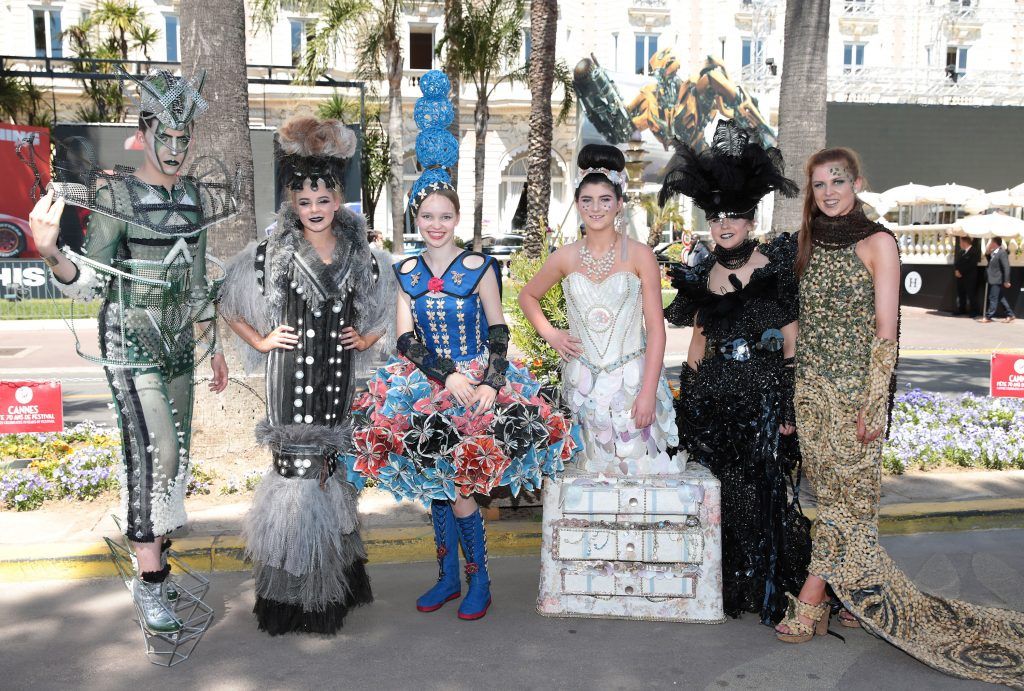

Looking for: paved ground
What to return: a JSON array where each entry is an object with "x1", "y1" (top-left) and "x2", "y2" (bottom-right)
[{"x1": 3, "y1": 529, "x2": 1022, "y2": 690}]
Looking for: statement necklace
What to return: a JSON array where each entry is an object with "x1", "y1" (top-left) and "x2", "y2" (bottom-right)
[
  {"x1": 811, "y1": 205, "x2": 882, "y2": 249},
  {"x1": 713, "y1": 238, "x2": 757, "y2": 270},
  {"x1": 580, "y1": 238, "x2": 617, "y2": 281}
]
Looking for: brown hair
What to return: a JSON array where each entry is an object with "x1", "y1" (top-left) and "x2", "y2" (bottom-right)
[
  {"x1": 417, "y1": 187, "x2": 461, "y2": 215},
  {"x1": 795, "y1": 147, "x2": 867, "y2": 277}
]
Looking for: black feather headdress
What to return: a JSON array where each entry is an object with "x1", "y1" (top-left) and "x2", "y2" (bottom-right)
[{"x1": 658, "y1": 119, "x2": 798, "y2": 220}]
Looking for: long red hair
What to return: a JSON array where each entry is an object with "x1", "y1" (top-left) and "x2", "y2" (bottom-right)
[{"x1": 795, "y1": 147, "x2": 867, "y2": 277}]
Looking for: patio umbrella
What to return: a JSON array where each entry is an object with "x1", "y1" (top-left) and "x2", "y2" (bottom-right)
[
  {"x1": 881, "y1": 182, "x2": 934, "y2": 205},
  {"x1": 986, "y1": 189, "x2": 1019, "y2": 208},
  {"x1": 857, "y1": 191, "x2": 892, "y2": 217},
  {"x1": 928, "y1": 183, "x2": 985, "y2": 206},
  {"x1": 954, "y1": 212, "x2": 1024, "y2": 239}
]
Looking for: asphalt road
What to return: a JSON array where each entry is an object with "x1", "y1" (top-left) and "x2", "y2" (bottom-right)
[{"x1": 3, "y1": 529, "x2": 1022, "y2": 690}]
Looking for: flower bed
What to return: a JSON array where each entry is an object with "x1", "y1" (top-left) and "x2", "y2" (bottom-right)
[
  {"x1": 0, "y1": 422, "x2": 258, "y2": 511},
  {"x1": 884, "y1": 389, "x2": 1024, "y2": 473}
]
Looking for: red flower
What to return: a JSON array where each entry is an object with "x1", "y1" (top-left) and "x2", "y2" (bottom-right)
[
  {"x1": 451, "y1": 435, "x2": 511, "y2": 496},
  {"x1": 547, "y1": 413, "x2": 569, "y2": 444},
  {"x1": 352, "y1": 426, "x2": 405, "y2": 476},
  {"x1": 427, "y1": 276, "x2": 445, "y2": 293}
]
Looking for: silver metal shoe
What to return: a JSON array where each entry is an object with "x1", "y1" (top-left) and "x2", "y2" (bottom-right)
[
  {"x1": 160, "y1": 545, "x2": 179, "y2": 603},
  {"x1": 131, "y1": 577, "x2": 182, "y2": 633}
]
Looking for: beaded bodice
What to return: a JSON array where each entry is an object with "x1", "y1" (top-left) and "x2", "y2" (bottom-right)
[
  {"x1": 797, "y1": 244, "x2": 875, "y2": 398},
  {"x1": 395, "y1": 250, "x2": 499, "y2": 362},
  {"x1": 562, "y1": 271, "x2": 646, "y2": 374}
]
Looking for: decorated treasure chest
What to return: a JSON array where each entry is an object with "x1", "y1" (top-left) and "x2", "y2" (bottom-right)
[{"x1": 537, "y1": 463, "x2": 724, "y2": 622}]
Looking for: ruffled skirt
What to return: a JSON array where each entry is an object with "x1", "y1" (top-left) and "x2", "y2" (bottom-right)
[
  {"x1": 345, "y1": 354, "x2": 581, "y2": 502},
  {"x1": 243, "y1": 471, "x2": 372, "y2": 635},
  {"x1": 562, "y1": 355, "x2": 680, "y2": 476}
]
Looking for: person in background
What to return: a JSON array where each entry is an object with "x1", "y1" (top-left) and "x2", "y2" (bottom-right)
[
  {"x1": 952, "y1": 235, "x2": 980, "y2": 317},
  {"x1": 980, "y1": 237, "x2": 1016, "y2": 323}
]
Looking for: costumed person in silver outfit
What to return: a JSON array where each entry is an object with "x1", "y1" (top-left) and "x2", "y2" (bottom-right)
[
  {"x1": 220, "y1": 116, "x2": 394, "y2": 635},
  {"x1": 27, "y1": 68, "x2": 232, "y2": 633}
]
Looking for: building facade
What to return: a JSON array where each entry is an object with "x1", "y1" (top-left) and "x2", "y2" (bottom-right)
[{"x1": 3, "y1": 0, "x2": 1023, "y2": 239}]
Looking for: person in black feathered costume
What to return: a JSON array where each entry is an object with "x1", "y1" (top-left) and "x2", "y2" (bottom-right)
[{"x1": 660, "y1": 120, "x2": 811, "y2": 626}]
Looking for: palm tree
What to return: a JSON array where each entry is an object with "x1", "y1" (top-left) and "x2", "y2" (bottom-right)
[
  {"x1": 442, "y1": 0, "x2": 462, "y2": 189},
  {"x1": 251, "y1": 0, "x2": 406, "y2": 252},
  {"x1": 354, "y1": 0, "x2": 406, "y2": 253},
  {"x1": 0, "y1": 76, "x2": 28, "y2": 123},
  {"x1": 438, "y1": 0, "x2": 527, "y2": 251},
  {"x1": 180, "y1": 0, "x2": 257, "y2": 258},
  {"x1": 89, "y1": 0, "x2": 149, "y2": 60},
  {"x1": 360, "y1": 115, "x2": 392, "y2": 230},
  {"x1": 129, "y1": 25, "x2": 161, "y2": 61},
  {"x1": 773, "y1": 0, "x2": 831, "y2": 234},
  {"x1": 641, "y1": 195, "x2": 685, "y2": 248},
  {"x1": 522, "y1": 0, "x2": 557, "y2": 258}
]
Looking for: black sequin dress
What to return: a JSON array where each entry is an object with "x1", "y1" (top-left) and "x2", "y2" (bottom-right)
[{"x1": 665, "y1": 234, "x2": 811, "y2": 625}]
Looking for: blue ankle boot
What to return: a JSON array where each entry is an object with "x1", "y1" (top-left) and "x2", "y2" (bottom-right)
[
  {"x1": 416, "y1": 501, "x2": 462, "y2": 612},
  {"x1": 456, "y1": 510, "x2": 491, "y2": 620}
]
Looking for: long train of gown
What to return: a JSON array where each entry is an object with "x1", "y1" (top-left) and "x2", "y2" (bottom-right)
[{"x1": 798, "y1": 221, "x2": 1024, "y2": 689}]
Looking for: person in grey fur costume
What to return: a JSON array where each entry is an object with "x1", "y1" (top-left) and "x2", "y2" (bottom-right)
[{"x1": 220, "y1": 116, "x2": 395, "y2": 635}]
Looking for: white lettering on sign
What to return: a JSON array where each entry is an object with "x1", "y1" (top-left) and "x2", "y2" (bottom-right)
[
  {"x1": 904, "y1": 271, "x2": 923, "y2": 295},
  {"x1": 0, "y1": 266, "x2": 46, "y2": 287}
]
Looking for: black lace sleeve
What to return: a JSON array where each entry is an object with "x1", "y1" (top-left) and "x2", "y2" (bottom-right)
[
  {"x1": 664, "y1": 259, "x2": 715, "y2": 327},
  {"x1": 397, "y1": 331, "x2": 457, "y2": 384},
  {"x1": 479, "y1": 324, "x2": 510, "y2": 391}
]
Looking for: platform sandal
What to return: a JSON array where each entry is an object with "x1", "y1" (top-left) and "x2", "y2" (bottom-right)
[{"x1": 775, "y1": 593, "x2": 830, "y2": 643}]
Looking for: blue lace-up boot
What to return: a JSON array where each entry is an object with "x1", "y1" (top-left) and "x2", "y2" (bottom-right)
[
  {"x1": 416, "y1": 501, "x2": 462, "y2": 612},
  {"x1": 455, "y1": 510, "x2": 491, "y2": 620}
]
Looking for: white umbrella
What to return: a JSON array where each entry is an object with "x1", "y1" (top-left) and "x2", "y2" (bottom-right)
[
  {"x1": 955, "y1": 212, "x2": 1024, "y2": 239},
  {"x1": 986, "y1": 188, "x2": 1017, "y2": 208},
  {"x1": 928, "y1": 183, "x2": 984, "y2": 206},
  {"x1": 1011, "y1": 181, "x2": 1024, "y2": 197},
  {"x1": 882, "y1": 182, "x2": 934, "y2": 205},
  {"x1": 857, "y1": 191, "x2": 892, "y2": 217}
]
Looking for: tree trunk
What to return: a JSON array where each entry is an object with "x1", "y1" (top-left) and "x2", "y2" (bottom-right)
[
  {"x1": 179, "y1": 0, "x2": 256, "y2": 259},
  {"x1": 386, "y1": 41, "x2": 405, "y2": 254},
  {"x1": 773, "y1": 0, "x2": 830, "y2": 234},
  {"x1": 444, "y1": 0, "x2": 461, "y2": 189},
  {"x1": 523, "y1": 0, "x2": 557, "y2": 258},
  {"x1": 472, "y1": 97, "x2": 489, "y2": 252}
]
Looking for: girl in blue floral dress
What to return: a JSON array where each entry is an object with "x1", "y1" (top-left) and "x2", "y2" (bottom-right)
[{"x1": 347, "y1": 71, "x2": 579, "y2": 621}]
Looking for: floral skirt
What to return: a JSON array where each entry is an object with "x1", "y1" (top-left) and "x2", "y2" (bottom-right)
[{"x1": 345, "y1": 354, "x2": 581, "y2": 504}]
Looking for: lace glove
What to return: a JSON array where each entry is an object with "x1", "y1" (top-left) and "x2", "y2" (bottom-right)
[
  {"x1": 779, "y1": 356, "x2": 796, "y2": 427},
  {"x1": 479, "y1": 324, "x2": 510, "y2": 391},
  {"x1": 397, "y1": 331, "x2": 457, "y2": 384},
  {"x1": 862, "y1": 336, "x2": 898, "y2": 434}
]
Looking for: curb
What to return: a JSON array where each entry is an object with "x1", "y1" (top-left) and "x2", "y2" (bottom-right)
[{"x1": 3, "y1": 500, "x2": 1024, "y2": 583}]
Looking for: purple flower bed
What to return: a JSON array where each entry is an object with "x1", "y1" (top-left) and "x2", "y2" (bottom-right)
[{"x1": 884, "y1": 389, "x2": 1024, "y2": 473}]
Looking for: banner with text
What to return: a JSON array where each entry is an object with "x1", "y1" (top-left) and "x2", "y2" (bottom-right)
[
  {"x1": 0, "y1": 380, "x2": 63, "y2": 433},
  {"x1": 990, "y1": 353, "x2": 1024, "y2": 399}
]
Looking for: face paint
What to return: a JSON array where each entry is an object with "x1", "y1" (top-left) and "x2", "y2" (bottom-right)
[
  {"x1": 827, "y1": 165, "x2": 853, "y2": 183},
  {"x1": 579, "y1": 197, "x2": 615, "y2": 212},
  {"x1": 144, "y1": 122, "x2": 193, "y2": 176}
]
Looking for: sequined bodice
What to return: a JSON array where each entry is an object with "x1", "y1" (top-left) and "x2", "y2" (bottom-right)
[
  {"x1": 395, "y1": 250, "x2": 499, "y2": 362},
  {"x1": 797, "y1": 245, "x2": 875, "y2": 397},
  {"x1": 562, "y1": 271, "x2": 646, "y2": 373}
]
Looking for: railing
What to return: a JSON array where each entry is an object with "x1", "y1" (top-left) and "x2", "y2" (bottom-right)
[
  {"x1": 842, "y1": 0, "x2": 877, "y2": 15},
  {"x1": 829, "y1": 65, "x2": 1024, "y2": 104}
]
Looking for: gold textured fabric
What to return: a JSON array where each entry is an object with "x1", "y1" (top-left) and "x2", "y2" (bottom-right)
[{"x1": 797, "y1": 241, "x2": 1024, "y2": 688}]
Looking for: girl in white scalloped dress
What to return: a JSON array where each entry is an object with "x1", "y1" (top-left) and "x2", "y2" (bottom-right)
[{"x1": 519, "y1": 144, "x2": 680, "y2": 476}]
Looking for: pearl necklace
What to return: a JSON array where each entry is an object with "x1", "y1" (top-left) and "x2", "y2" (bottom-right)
[{"x1": 580, "y1": 238, "x2": 617, "y2": 281}]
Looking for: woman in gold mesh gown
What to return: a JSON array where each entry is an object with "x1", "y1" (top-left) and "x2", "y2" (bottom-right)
[{"x1": 774, "y1": 146, "x2": 1024, "y2": 689}]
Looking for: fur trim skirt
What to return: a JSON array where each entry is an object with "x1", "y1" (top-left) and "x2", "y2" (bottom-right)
[{"x1": 243, "y1": 469, "x2": 372, "y2": 635}]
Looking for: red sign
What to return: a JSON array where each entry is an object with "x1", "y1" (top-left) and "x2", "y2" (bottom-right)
[
  {"x1": 0, "y1": 380, "x2": 63, "y2": 433},
  {"x1": 990, "y1": 353, "x2": 1024, "y2": 399}
]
